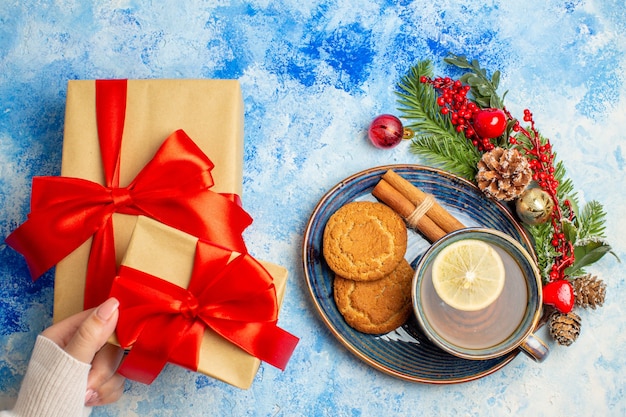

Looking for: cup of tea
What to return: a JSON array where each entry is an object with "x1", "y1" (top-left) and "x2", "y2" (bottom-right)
[{"x1": 412, "y1": 228, "x2": 549, "y2": 362}]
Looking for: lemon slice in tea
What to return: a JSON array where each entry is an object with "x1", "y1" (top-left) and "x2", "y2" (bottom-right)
[{"x1": 431, "y1": 239, "x2": 505, "y2": 311}]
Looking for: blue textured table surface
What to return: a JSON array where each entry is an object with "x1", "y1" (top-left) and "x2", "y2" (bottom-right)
[{"x1": 1, "y1": 1, "x2": 625, "y2": 416}]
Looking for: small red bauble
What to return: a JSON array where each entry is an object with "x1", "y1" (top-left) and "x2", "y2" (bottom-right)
[
  {"x1": 472, "y1": 108, "x2": 507, "y2": 139},
  {"x1": 543, "y1": 279, "x2": 575, "y2": 313},
  {"x1": 368, "y1": 114, "x2": 404, "y2": 149}
]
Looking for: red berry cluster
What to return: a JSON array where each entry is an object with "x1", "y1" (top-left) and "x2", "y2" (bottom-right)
[
  {"x1": 511, "y1": 110, "x2": 559, "y2": 194},
  {"x1": 506, "y1": 108, "x2": 575, "y2": 282},
  {"x1": 510, "y1": 109, "x2": 576, "y2": 312},
  {"x1": 420, "y1": 76, "x2": 499, "y2": 151}
]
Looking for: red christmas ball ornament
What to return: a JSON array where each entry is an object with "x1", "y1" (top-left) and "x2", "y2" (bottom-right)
[
  {"x1": 368, "y1": 114, "x2": 404, "y2": 149},
  {"x1": 472, "y1": 108, "x2": 507, "y2": 139},
  {"x1": 543, "y1": 279, "x2": 575, "y2": 314}
]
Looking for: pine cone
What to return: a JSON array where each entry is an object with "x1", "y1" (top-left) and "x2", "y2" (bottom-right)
[
  {"x1": 549, "y1": 311, "x2": 582, "y2": 346},
  {"x1": 572, "y1": 274, "x2": 606, "y2": 309},
  {"x1": 476, "y1": 147, "x2": 532, "y2": 201}
]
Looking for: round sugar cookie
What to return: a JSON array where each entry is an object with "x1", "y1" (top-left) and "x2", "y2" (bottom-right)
[
  {"x1": 323, "y1": 201, "x2": 407, "y2": 281},
  {"x1": 333, "y1": 259, "x2": 414, "y2": 334}
]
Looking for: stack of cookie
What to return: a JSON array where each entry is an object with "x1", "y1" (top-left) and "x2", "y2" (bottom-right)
[{"x1": 323, "y1": 201, "x2": 413, "y2": 334}]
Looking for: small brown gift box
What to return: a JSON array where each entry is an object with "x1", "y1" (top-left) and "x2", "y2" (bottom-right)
[
  {"x1": 116, "y1": 216, "x2": 288, "y2": 389},
  {"x1": 54, "y1": 79, "x2": 244, "y2": 322}
]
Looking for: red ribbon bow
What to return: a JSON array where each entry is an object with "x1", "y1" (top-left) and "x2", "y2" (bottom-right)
[
  {"x1": 110, "y1": 240, "x2": 299, "y2": 384},
  {"x1": 6, "y1": 80, "x2": 251, "y2": 308}
]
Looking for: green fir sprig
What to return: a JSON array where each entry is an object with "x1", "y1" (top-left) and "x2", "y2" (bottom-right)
[
  {"x1": 408, "y1": 135, "x2": 480, "y2": 181},
  {"x1": 563, "y1": 200, "x2": 614, "y2": 277},
  {"x1": 577, "y1": 200, "x2": 608, "y2": 239},
  {"x1": 396, "y1": 60, "x2": 481, "y2": 180}
]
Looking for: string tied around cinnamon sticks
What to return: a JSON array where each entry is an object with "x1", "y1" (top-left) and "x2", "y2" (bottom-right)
[
  {"x1": 405, "y1": 193, "x2": 435, "y2": 230},
  {"x1": 372, "y1": 170, "x2": 465, "y2": 242}
]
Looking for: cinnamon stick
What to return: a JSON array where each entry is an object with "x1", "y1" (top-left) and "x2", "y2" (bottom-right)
[
  {"x1": 382, "y1": 170, "x2": 465, "y2": 233},
  {"x1": 372, "y1": 179, "x2": 446, "y2": 242}
]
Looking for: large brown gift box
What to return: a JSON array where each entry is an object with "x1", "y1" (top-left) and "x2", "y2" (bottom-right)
[
  {"x1": 54, "y1": 79, "x2": 244, "y2": 322},
  {"x1": 116, "y1": 216, "x2": 288, "y2": 389}
]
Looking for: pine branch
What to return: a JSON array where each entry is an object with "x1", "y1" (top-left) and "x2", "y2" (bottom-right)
[
  {"x1": 577, "y1": 200, "x2": 607, "y2": 239},
  {"x1": 395, "y1": 55, "x2": 614, "y2": 282},
  {"x1": 409, "y1": 135, "x2": 481, "y2": 180},
  {"x1": 396, "y1": 60, "x2": 480, "y2": 179},
  {"x1": 553, "y1": 160, "x2": 577, "y2": 208},
  {"x1": 396, "y1": 61, "x2": 456, "y2": 139}
]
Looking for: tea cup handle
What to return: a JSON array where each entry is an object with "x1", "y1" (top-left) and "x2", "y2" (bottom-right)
[{"x1": 519, "y1": 333, "x2": 549, "y2": 362}]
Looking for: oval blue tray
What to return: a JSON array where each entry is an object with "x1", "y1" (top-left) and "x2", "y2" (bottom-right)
[{"x1": 302, "y1": 164, "x2": 536, "y2": 384}]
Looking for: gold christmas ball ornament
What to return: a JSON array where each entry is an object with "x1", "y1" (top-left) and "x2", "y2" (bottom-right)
[{"x1": 515, "y1": 187, "x2": 555, "y2": 225}]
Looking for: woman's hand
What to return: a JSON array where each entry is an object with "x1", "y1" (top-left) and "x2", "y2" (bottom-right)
[{"x1": 41, "y1": 297, "x2": 126, "y2": 406}]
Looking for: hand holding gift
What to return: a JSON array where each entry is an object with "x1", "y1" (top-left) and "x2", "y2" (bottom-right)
[{"x1": 6, "y1": 79, "x2": 299, "y2": 388}]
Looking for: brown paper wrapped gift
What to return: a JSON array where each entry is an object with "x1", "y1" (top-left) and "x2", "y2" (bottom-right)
[
  {"x1": 114, "y1": 216, "x2": 289, "y2": 389},
  {"x1": 54, "y1": 79, "x2": 245, "y2": 322}
]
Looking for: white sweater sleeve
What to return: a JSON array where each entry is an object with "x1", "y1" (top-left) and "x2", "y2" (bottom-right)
[{"x1": 0, "y1": 335, "x2": 92, "y2": 417}]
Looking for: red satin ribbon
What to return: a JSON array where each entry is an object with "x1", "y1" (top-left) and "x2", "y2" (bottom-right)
[
  {"x1": 110, "y1": 240, "x2": 299, "y2": 384},
  {"x1": 6, "y1": 80, "x2": 252, "y2": 308}
]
